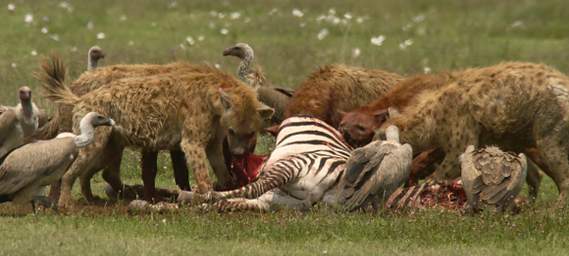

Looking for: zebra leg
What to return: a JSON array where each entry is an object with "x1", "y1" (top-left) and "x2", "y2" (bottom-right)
[
  {"x1": 213, "y1": 190, "x2": 307, "y2": 212},
  {"x1": 206, "y1": 160, "x2": 297, "y2": 202}
]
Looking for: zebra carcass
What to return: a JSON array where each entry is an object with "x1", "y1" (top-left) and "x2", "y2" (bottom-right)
[{"x1": 178, "y1": 117, "x2": 412, "y2": 212}]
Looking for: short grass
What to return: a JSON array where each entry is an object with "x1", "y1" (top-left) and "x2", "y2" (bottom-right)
[{"x1": 1, "y1": 0, "x2": 569, "y2": 255}]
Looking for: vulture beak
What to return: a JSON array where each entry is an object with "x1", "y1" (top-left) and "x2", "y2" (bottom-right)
[
  {"x1": 108, "y1": 118, "x2": 116, "y2": 126},
  {"x1": 222, "y1": 47, "x2": 233, "y2": 56}
]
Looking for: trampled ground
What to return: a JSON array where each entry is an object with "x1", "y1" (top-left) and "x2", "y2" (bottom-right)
[{"x1": 1, "y1": 0, "x2": 569, "y2": 255}]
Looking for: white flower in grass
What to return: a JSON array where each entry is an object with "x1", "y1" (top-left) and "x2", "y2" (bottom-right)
[
  {"x1": 292, "y1": 9, "x2": 304, "y2": 17},
  {"x1": 230, "y1": 12, "x2": 241, "y2": 20},
  {"x1": 269, "y1": 8, "x2": 278, "y2": 15},
  {"x1": 328, "y1": 9, "x2": 336, "y2": 15},
  {"x1": 86, "y1": 21, "x2": 94, "y2": 30},
  {"x1": 299, "y1": 22, "x2": 306, "y2": 28},
  {"x1": 217, "y1": 12, "x2": 225, "y2": 19},
  {"x1": 352, "y1": 48, "x2": 361, "y2": 58},
  {"x1": 7, "y1": 3, "x2": 15, "y2": 11},
  {"x1": 332, "y1": 17, "x2": 340, "y2": 25},
  {"x1": 179, "y1": 43, "x2": 186, "y2": 50},
  {"x1": 185, "y1": 36, "x2": 195, "y2": 46},
  {"x1": 220, "y1": 28, "x2": 229, "y2": 35},
  {"x1": 50, "y1": 34, "x2": 60, "y2": 41},
  {"x1": 399, "y1": 39, "x2": 413, "y2": 50},
  {"x1": 70, "y1": 46, "x2": 78, "y2": 52},
  {"x1": 59, "y1": 1, "x2": 73, "y2": 12},
  {"x1": 11, "y1": 63, "x2": 17, "y2": 68},
  {"x1": 41, "y1": 27, "x2": 48, "y2": 34},
  {"x1": 96, "y1": 32, "x2": 106, "y2": 39},
  {"x1": 197, "y1": 35, "x2": 204, "y2": 41},
  {"x1": 412, "y1": 14, "x2": 425, "y2": 23},
  {"x1": 24, "y1": 13, "x2": 33, "y2": 24},
  {"x1": 370, "y1": 35, "x2": 385, "y2": 46},
  {"x1": 317, "y1": 28, "x2": 329, "y2": 40},
  {"x1": 511, "y1": 20, "x2": 524, "y2": 28},
  {"x1": 168, "y1": 1, "x2": 178, "y2": 8},
  {"x1": 423, "y1": 67, "x2": 431, "y2": 74},
  {"x1": 30, "y1": 50, "x2": 38, "y2": 56},
  {"x1": 344, "y1": 13, "x2": 352, "y2": 20},
  {"x1": 209, "y1": 11, "x2": 217, "y2": 17},
  {"x1": 120, "y1": 15, "x2": 127, "y2": 21},
  {"x1": 214, "y1": 63, "x2": 221, "y2": 69},
  {"x1": 128, "y1": 41, "x2": 134, "y2": 46}
]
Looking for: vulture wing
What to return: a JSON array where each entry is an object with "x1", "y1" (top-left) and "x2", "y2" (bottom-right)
[
  {"x1": 343, "y1": 142, "x2": 413, "y2": 211},
  {"x1": 0, "y1": 108, "x2": 17, "y2": 144},
  {"x1": 273, "y1": 87, "x2": 295, "y2": 97},
  {"x1": 469, "y1": 147, "x2": 527, "y2": 207},
  {"x1": 0, "y1": 137, "x2": 76, "y2": 195}
]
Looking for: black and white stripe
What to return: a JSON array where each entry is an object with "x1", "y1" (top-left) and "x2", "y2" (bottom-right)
[{"x1": 206, "y1": 117, "x2": 354, "y2": 211}]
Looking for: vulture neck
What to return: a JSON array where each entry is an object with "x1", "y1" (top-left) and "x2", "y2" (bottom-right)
[
  {"x1": 20, "y1": 100, "x2": 34, "y2": 119},
  {"x1": 385, "y1": 126, "x2": 400, "y2": 143},
  {"x1": 237, "y1": 51, "x2": 254, "y2": 83},
  {"x1": 74, "y1": 118, "x2": 95, "y2": 148},
  {"x1": 87, "y1": 55, "x2": 97, "y2": 70}
]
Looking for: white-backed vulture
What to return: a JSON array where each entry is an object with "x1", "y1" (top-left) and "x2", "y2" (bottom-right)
[
  {"x1": 0, "y1": 112, "x2": 114, "y2": 211},
  {"x1": 0, "y1": 86, "x2": 41, "y2": 160},
  {"x1": 460, "y1": 145, "x2": 527, "y2": 212},
  {"x1": 223, "y1": 42, "x2": 293, "y2": 124},
  {"x1": 341, "y1": 125, "x2": 413, "y2": 211},
  {"x1": 87, "y1": 46, "x2": 105, "y2": 71}
]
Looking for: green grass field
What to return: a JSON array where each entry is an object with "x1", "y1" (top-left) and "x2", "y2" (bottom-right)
[{"x1": 2, "y1": 0, "x2": 569, "y2": 255}]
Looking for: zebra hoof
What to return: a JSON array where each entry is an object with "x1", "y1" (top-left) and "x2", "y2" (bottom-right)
[{"x1": 177, "y1": 191, "x2": 194, "y2": 204}]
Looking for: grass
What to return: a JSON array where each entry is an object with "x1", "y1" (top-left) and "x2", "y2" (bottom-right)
[{"x1": 1, "y1": 0, "x2": 569, "y2": 255}]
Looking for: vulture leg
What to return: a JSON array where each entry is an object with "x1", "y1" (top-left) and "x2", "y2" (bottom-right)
[
  {"x1": 170, "y1": 149, "x2": 191, "y2": 191},
  {"x1": 48, "y1": 180, "x2": 61, "y2": 202}
]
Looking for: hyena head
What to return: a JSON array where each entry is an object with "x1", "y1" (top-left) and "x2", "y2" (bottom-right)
[
  {"x1": 339, "y1": 108, "x2": 389, "y2": 147},
  {"x1": 218, "y1": 87, "x2": 274, "y2": 155}
]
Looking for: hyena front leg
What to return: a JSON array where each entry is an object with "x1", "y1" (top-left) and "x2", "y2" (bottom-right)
[
  {"x1": 180, "y1": 139, "x2": 212, "y2": 193},
  {"x1": 206, "y1": 132, "x2": 233, "y2": 189},
  {"x1": 430, "y1": 122, "x2": 479, "y2": 182},
  {"x1": 533, "y1": 126, "x2": 569, "y2": 207}
]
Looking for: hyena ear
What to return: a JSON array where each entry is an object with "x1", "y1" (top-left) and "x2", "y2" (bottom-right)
[
  {"x1": 372, "y1": 109, "x2": 389, "y2": 123},
  {"x1": 257, "y1": 103, "x2": 274, "y2": 121},
  {"x1": 219, "y1": 88, "x2": 233, "y2": 111}
]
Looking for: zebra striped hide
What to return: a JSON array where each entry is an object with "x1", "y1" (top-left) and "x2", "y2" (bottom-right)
[{"x1": 179, "y1": 116, "x2": 412, "y2": 212}]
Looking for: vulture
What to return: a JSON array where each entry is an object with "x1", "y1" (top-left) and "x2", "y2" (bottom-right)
[
  {"x1": 87, "y1": 46, "x2": 105, "y2": 70},
  {"x1": 0, "y1": 86, "x2": 41, "y2": 161},
  {"x1": 222, "y1": 42, "x2": 294, "y2": 124},
  {"x1": 0, "y1": 112, "x2": 114, "y2": 210},
  {"x1": 341, "y1": 125, "x2": 413, "y2": 211},
  {"x1": 460, "y1": 145, "x2": 527, "y2": 212}
]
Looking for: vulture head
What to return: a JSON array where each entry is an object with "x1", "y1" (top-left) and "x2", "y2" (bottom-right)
[
  {"x1": 18, "y1": 86, "x2": 32, "y2": 102},
  {"x1": 89, "y1": 46, "x2": 106, "y2": 62},
  {"x1": 223, "y1": 43, "x2": 254, "y2": 60}
]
